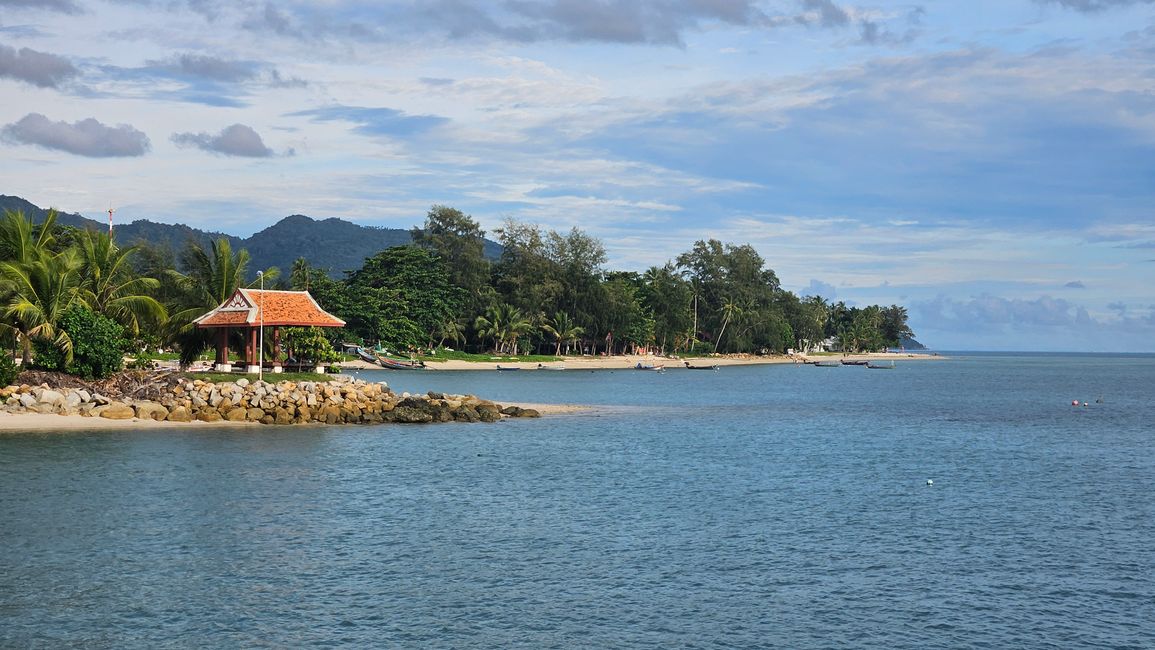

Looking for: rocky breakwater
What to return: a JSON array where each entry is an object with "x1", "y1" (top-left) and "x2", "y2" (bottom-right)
[{"x1": 1, "y1": 376, "x2": 541, "y2": 425}]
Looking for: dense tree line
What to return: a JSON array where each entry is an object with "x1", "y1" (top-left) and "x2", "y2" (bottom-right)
[
  {"x1": 0, "y1": 205, "x2": 914, "y2": 379},
  {"x1": 289, "y1": 205, "x2": 913, "y2": 357}
]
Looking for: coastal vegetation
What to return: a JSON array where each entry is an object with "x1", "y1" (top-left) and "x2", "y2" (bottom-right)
[{"x1": 0, "y1": 204, "x2": 914, "y2": 380}]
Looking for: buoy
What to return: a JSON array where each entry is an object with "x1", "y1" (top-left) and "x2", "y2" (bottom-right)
[{"x1": 926, "y1": 479, "x2": 933, "y2": 486}]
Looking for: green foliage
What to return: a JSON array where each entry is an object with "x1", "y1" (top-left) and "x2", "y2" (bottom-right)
[
  {"x1": 3, "y1": 199, "x2": 916, "y2": 363},
  {"x1": 0, "y1": 352, "x2": 18, "y2": 386},
  {"x1": 340, "y1": 246, "x2": 464, "y2": 348},
  {"x1": 33, "y1": 306, "x2": 126, "y2": 379},
  {"x1": 283, "y1": 326, "x2": 340, "y2": 364}
]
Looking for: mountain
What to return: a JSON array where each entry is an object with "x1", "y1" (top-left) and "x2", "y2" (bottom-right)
[{"x1": 1, "y1": 195, "x2": 500, "y2": 279}]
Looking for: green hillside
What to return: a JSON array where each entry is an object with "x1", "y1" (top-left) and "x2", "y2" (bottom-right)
[{"x1": 0, "y1": 195, "x2": 500, "y2": 279}]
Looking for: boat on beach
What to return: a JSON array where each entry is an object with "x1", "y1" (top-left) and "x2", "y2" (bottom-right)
[
  {"x1": 812, "y1": 360, "x2": 841, "y2": 367},
  {"x1": 495, "y1": 365, "x2": 521, "y2": 371},
  {"x1": 683, "y1": 361, "x2": 719, "y2": 371},
  {"x1": 634, "y1": 362, "x2": 665, "y2": 372},
  {"x1": 375, "y1": 354, "x2": 428, "y2": 370},
  {"x1": 841, "y1": 359, "x2": 868, "y2": 366},
  {"x1": 353, "y1": 347, "x2": 379, "y2": 363},
  {"x1": 867, "y1": 360, "x2": 896, "y2": 369}
]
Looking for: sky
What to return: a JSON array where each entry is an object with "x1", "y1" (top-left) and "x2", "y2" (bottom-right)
[{"x1": 1, "y1": 0, "x2": 1153, "y2": 352}]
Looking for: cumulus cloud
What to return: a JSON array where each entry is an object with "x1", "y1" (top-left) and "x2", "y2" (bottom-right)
[
  {"x1": 0, "y1": 42, "x2": 77, "y2": 87},
  {"x1": 0, "y1": 0, "x2": 81, "y2": 13},
  {"x1": 170, "y1": 123, "x2": 274, "y2": 157},
  {"x1": 2, "y1": 113, "x2": 149, "y2": 156}
]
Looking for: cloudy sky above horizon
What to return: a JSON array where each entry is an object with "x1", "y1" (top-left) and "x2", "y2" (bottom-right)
[{"x1": 2, "y1": 0, "x2": 1153, "y2": 351}]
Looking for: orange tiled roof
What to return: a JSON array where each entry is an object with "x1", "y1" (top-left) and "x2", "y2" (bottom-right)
[{"x1": 194, "y1": 289, "x2": 345, "y2": 328}]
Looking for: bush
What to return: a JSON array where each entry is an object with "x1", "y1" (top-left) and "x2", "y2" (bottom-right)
[
  {"x1": 33, "y1": 306, "x2": 127, "y2": 379},
  {"x1": 0, "y1": 353, "x2": 18, "y2": 387}
]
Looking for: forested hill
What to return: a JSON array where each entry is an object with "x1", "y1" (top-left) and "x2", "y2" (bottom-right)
[{"x1": 0, "y1": 195, "x2": 501, "y2": 278}]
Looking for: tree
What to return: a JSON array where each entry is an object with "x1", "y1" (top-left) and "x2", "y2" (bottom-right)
[
  {"x1": 75, "y1": 229, "x2": 166, "y2": 340},
  {"x1": 1, "y1": 248, "x2": 82, "y2": 366},
  {"x1": 282, "y1": 326, "x2": 339, "y2": 365},
  {"x1": 32, "y1": 305, "x2": 126, "y2": 379},
  {"x1": 342, "y1": 246, "x2": 463, "y2": 348},
  {"x1": 474, "y1": 303, "x2": 532, "y2": 354},
  {"x1": 880, "y1": 304, "x2": 914, "y2": 348},
  {"x1": 0, "y1": 208, "x2": 61, "y2": 364},
  {"x1": 640, "y1": 264, "x2": 693, "y2": 354},
  {"x1": 411, "y1": 205, "x2": 491, "y2": 318},
  {"x1": 542, "y1": 312, "x2": 585, "y2": 355},
  {"x1": 165, "y1": 238, "x2": 277, "y2": 366}
]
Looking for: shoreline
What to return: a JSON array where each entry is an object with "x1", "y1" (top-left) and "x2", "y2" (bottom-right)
[
  {"x1": 0, "y1": 400, "x2": 589, "y2": 432},
  {"x1": 336, "y1": 351, "x2": 944, "y2": 371}
]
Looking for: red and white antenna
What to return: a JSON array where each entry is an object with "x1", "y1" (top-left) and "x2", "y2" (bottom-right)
[{"x1": 107, "y1": 205, "x2": 114, "y2": 235}]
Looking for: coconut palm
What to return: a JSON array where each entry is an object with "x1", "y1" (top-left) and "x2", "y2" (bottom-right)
[
  {"x1": 74, "y1": 229, "x2": 166, "y2": 339},
  {"x1": 0, "y1": 209, "x2": 65, "y2": 364},
  {"x1": 474, "y1": 303, "x2": 532, "y2": 354},
  {"x1": 0, "y1": 248, "x2": 82, "y2": 365},
  {"x1": 542, "y1": 311, "x2": 585, "y2": 355},
  {"x1": 165, "y1": 238, "x2": 278, "y2": 365},
  {"x1": 713, "y1": 296, "x2": 742, "y2": 353}
]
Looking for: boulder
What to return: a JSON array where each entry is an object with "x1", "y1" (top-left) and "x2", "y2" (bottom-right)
[
  {"x1": 99, "y1": 402, "x2": 136, "y2": 420},
  {"x1": 37, "y1": 389, "x2": 64, "y2": 406},
  {"x1": 196, "y1": 408, "x2": 223, "y2": 423},
  {"x1": 166, "y1": 406, "x2": 193, "y2": 422},
  {"x1": 134, "y1": 402, "x2": 169, "y2": 421},
  {"x1": 273, "y1": 407, "x2": 293, "y2": 425},
  {"x1": 225, "y1": 407, "x2": 248, "y2": 422}
]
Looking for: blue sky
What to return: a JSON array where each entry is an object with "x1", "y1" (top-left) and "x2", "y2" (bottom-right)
[{"x1": 1, "y1": 0, "x2": 1153, "y2": 351}]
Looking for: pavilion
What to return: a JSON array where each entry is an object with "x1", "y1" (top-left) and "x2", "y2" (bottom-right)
[{"x1": 193, "y1": 288, "x2": 345, "y2": 373}]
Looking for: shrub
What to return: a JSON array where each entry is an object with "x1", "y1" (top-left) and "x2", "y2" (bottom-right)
[
  {"x1": 0, "y1": 353, "x2": 18, "y2": 387},
  {"x1": 33, "y1": 306, "x2": 127, "y2": 379},
  {"x1": 283, "y1": 326, "x2": 340, "y2": 365}
]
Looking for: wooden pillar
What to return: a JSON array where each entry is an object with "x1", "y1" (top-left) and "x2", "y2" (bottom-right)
[
  {"x1": 272, "y1": 326, "x2": 283, "y2": 372},
  {"x1": 215, "y1": 327, "x2": 229, "y2": 364},
  {"x1": 246, "y1": 326, "x2": 258, "y2": 370},
  {"x1": 214, "y1": 327, "x2": 232, "y2": 371}
]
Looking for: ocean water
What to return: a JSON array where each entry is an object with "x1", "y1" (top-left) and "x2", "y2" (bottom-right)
[{"x1": 1, "y1": 353, "x2": 1152, "y2": 648}]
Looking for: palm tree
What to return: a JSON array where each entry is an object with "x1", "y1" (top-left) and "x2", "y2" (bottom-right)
[
  {"x1": 75, "y1": 229, "x2": 166, "y2": 339},
  {"x1": 0, "y1": 248, "x2": 82, "y2": 365},
  {"x1": 435, "y1": 317, "x2": 466, "y2": 350},
  {"x1": 474, "y1": 303, "x2": 532, "y2": 354},
  {"x1": 165, "y1": 238, "x2": 277, "y2": 365},
  {"x1": 713, "y1": 296, "x2": 742, "y2": 353},
  {"x1": 542, "y1": 311, "x2": 585, "y2": 355},
  {"x1": 0, "y1": 209, "x2": 65, "y2": 364}
]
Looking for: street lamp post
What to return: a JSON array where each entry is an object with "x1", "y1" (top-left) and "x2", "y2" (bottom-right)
[{"x1": 257, "y1": 271, "x2": 264, "y2": 382}]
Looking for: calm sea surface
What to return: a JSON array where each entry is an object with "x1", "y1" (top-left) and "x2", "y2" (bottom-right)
[{"x1": 2, "y1": 353, "x2": 1153, "y2": 648}]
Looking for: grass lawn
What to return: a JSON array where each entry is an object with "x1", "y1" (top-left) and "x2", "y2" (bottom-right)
[{"x1": 175, "y1": 371, "x2": 337, "y2": 383}]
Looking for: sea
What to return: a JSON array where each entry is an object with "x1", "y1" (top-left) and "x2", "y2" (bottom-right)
[{"x1": 1, "y1": 352, "x2": 1152, "y2": 649}]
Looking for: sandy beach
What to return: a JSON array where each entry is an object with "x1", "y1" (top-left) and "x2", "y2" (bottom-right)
[
  {"x1": 1, "y1": 353, "x2": 938, "y2": 432},
  {"x1": 0, "y1": 401, "x2": 588, "y2": 432},
  {"x1": 338, "y1": 351, "x2": 941, "y2": 371}
]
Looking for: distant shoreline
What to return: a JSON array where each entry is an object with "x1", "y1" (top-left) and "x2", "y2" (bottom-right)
[{"x1": 337, "y1": 351, "x2": 946, "y2": 371}]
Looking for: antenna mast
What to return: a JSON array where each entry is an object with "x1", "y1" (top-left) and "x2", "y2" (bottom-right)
[{"x1": 107, "y1": 205, "x2": 114, "y2": 236}]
